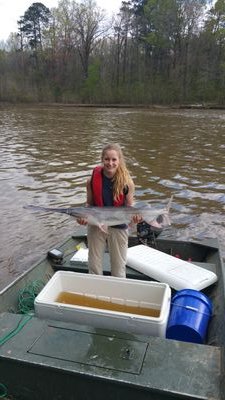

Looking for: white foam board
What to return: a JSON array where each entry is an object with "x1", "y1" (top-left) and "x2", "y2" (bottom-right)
[
  {"x1": 70, "y1": 248, "x2": 89, "y2": 263},
  {"x1": 126, "y1": 245, "x2": 217, "y2": 290}
]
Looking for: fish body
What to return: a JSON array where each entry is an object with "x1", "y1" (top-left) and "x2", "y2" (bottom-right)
[{"x1": 24, "y1": 197, "x2": 172, "y2": 231}]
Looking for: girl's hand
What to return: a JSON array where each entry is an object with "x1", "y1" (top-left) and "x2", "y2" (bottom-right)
[
  {"x1": 76, "y1": 217, "x2": 88, "y2": 225},
  {"x1": 132, "y1": 214, "x2": 143, "y2": 224}
]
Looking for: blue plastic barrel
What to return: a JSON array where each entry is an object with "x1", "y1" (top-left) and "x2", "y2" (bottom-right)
[{"x1": 166, "y1": 289, "x2": 212, "y2": 344}]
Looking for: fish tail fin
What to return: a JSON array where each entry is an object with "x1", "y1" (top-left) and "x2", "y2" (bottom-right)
[
  {"x1": 153, "y1": 195, "x2": 173, "y2": 227},
  {"x1": 150, "y1": 213, "x2": 171, "y2": 229},
  {"x1": 166, "y1": 195, "x2": 173, "y2": 213}
]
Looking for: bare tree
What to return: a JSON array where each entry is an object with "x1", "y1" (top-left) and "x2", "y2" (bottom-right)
[{"x1": 71, "y1": 0, "x2": 108, "y2": 79}]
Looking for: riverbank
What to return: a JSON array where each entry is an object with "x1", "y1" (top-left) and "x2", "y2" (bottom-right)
[{"x1": 1, "y1": 101, "x2": 225, "y2": 110}]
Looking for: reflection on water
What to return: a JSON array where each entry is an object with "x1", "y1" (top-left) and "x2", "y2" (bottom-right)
[{"x1": 0, "y1": 105, "x2": 225, "y2": 289}]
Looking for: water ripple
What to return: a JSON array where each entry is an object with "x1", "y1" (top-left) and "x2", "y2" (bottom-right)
[{"x1": 0, "y1": 106, "x2": 225, "y2": 289}]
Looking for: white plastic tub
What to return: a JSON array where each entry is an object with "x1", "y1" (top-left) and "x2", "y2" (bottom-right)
[{"x1": 35, "y1": 271, "x2": 171, "y2": 337}]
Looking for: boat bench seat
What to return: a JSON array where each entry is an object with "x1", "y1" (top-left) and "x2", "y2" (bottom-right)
[{"x1": 53, "y1": 256, "x2": 217, "y2": 284}]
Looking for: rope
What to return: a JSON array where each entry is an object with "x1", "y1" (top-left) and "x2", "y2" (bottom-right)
[
  {"x1": 0, "y1": 280, "x2": 45, "y2": 398},
  {"x1": 0, "y1": 280, "x2": 45, "y2": 347},
  {"x1": 17, "y1": 280, "x2": 45, "y2": 314},
  {"x1": 0, "y1": 383, "x2": 7, "y2": 398},
  {"x1": 0, "y1": 314, "x2": 32, "y2": 347}
]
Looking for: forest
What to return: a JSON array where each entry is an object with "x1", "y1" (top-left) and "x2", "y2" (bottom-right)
[{"x1": 0, "y1": 0, "x2": 225, "y2": 105}]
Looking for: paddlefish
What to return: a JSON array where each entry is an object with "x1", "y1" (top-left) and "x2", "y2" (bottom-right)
[{"x1": 24, "y1": 196, "x2": 172, "y2": 232}]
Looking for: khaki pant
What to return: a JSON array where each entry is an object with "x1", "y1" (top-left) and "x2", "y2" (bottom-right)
[{"x1": 87, "y1": 225, "x2": 128, "y2": 278}]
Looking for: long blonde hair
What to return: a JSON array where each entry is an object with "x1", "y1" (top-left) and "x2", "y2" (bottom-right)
[{"x1": 101, "y1": 143, "x2": 133, "y2": 200}]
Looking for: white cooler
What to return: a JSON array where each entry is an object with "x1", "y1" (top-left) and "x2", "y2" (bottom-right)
[{"x1": 35, "y1": 271, "x2": 171, "y2": 338}]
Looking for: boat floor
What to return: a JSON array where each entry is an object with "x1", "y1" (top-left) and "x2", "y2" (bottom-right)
[{"x1": 0, "y1": 311, "x2": 221, "y2": 400}]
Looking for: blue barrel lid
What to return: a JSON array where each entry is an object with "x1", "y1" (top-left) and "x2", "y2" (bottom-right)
[{"x1": 172, "y1": 289, "x2": 213, "y2": 314}]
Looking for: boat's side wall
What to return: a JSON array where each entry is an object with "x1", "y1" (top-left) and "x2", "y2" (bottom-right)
[
  {"x1": 217, "y1": 245, "x2": 225, "y2": 397},
  {"x1": 0, "y1": 235, "x2": 82, "y2": 313},
  {"x1": 0, "y1": 359, "x2": 192, "y2": 400},
  {"x1": 0, "y1": 259, "x2": 53, "y2": 313}
]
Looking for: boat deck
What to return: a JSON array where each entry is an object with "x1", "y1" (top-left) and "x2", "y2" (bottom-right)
[{"x1": 0, "y1": 312, "x2": 221, "y2": 400}]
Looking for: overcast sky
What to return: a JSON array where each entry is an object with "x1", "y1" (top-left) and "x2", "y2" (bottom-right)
[{"x1": 0, "y1": 0, "x2": 122, "y2": 41}]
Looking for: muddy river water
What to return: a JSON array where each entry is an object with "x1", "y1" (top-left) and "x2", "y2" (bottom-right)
[{"x1": 0, "y1": 105, "x2": 224, "y2": 289}]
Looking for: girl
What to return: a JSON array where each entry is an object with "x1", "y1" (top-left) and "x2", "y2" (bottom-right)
[{"x1": 77, "y1": 143, "x2": 139, "y2": 277}]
